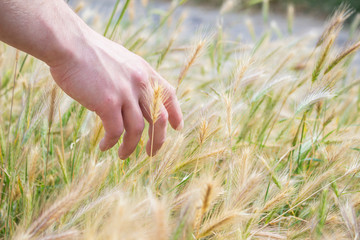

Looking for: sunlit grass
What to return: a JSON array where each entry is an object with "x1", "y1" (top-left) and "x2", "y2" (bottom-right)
[{"x1": 1, "y1": 1, "x2": 360, "y2": 239}]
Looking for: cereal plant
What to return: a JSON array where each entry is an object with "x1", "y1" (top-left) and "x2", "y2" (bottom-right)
[{"x1": 0, "y1": 1, "x2": 360, "y2": 239}]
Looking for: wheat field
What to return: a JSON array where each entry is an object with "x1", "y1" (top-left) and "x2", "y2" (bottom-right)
[{"x1": 1, "y1": 1, "x2": 360, "y2": 239}]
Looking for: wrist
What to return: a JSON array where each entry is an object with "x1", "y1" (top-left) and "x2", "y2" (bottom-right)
[{"x1": 41, "y1": 1, "x2": 93, "y2": 68}]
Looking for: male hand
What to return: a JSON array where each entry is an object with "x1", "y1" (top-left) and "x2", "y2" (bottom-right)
[
  {"x1": 50, "y1": 30, "x2": 183, "y2": 159},
  {"x1": 0, "y1": 0, "x2": 183, "y2": 159}
]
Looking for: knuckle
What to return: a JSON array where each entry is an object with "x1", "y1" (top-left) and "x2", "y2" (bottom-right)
[
  {"x1": 131, "y1": 69, "x2": 148, "y2": 88},
  {"x1": 101, "y1": 94, "x2": 119, "y2": 109}
]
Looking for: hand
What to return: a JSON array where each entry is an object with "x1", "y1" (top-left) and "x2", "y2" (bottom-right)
[{"x1": 49, "y1": 29, "x2": 183, "y2": 159}]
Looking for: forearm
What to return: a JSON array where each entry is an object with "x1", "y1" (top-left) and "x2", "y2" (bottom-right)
[{"x1": 0, "y1": 0, "x2": 90, "y2": 66}]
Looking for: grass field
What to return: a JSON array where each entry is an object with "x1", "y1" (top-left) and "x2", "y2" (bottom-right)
[{"x1": 1, "y1": 1, "x2": 360, "y2": 239}]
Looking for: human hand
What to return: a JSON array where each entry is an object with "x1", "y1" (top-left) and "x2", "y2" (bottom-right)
[
  {"x1": 0, "y1": 0, "x2": 183, "y2": 159},
  {"x1": 49, "y1": 29, "x2": 183, "y2": 159}
]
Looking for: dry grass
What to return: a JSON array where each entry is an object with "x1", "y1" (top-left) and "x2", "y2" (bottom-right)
[{"x1": 1, "y1": 1, "x2": 360, "y2": 239}]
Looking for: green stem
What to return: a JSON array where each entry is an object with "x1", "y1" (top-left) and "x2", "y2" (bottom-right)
[
  {"x1": 109, "y1": 0, "x2": 131, "y2": 39},
  {"x1": 104, "y1": 0, "x2": 121, "y2": 36}
]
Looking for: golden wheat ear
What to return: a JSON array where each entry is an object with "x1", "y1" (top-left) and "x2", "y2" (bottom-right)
[
  {"x1": 177, "y1": 27, "x2": 214, "y2": 88},
  {"x1": 316, "y1": 4, "x2": 353, "y2": 47},
  {"x1": 232, "y1": 53, "x2": 253, "y2": 93},
  {"x1": 324, "y1": 41, "x2": 360, "y2": 75},
  {"x1": 193, "y1": 177, "x2": 221, "y2": 235},
  {"x1": 312, "y1": 34, "x2": 336, "y2": 83},
  {"x1": 47, "y1": 85, "x2": 58, "y2": 131},
  {"x1": 150, "y1": 81, "x2": 165, "y2": 125},
  {"x1": 20, "y1": 160, "x2": 109, "y2": 238}
]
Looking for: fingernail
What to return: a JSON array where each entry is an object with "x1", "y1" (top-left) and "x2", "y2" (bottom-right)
[
  {"x1": 118, "y1": 151, "x2": 124, "y2": 159},
  {"x1": 119, "y1": 154, "x2": 128, "y2": 160},
  {"x1": 118, "y1": 147, "x2": 126, "y2": 160},
  {"x1": 176, "y1": 120, "x2": 184, "y2": 130},
  {"x1": 99, "y1": 139, "x2": 106, "y2": 151}
]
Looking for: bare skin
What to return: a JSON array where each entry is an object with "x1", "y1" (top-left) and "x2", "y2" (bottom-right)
[{"x1": 0, "y1": 0, "x2": 183, "y2": 159}]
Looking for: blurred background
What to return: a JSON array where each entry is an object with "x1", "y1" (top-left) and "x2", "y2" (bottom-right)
[
  {"x1": 288, "y1": 0, "x2": 359, "y2": 13},
  {"x1": 72, "y1": 0, "x2": 360, "y2": 47},
  {"x1": 276, "y1": 0, "x2": 359, "y2": 14},
  {"x1": 201, "y1": 0, "x2": 360, "y2": 14}
]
